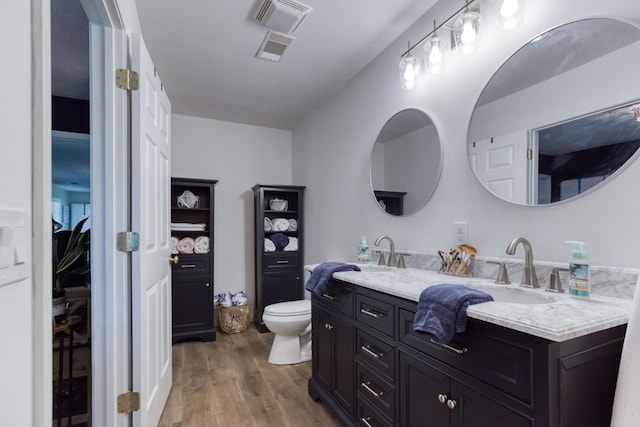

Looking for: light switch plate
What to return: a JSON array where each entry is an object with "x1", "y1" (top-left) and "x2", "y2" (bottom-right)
[{"x1": 454, "y1": 221, "x2": 468, "y2": 244}]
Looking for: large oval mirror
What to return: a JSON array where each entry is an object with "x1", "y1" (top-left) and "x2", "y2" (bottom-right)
[
  {"x1": 370, "y1": 108, "x2": 443, "y2": 216},
  {"x1": 468, "y1": 18, "x2": 640, "y2": 205}
]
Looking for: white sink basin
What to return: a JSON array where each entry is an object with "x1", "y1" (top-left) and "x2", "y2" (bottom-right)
[{"x1": 472, "y1": 285, "x2": 556, "y2": 305}]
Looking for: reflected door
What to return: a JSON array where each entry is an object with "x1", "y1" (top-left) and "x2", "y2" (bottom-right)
[{"x1": 469, "y1": 129, "x2": 529, "y2": 203}]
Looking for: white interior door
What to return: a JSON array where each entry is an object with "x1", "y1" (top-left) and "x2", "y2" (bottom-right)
[
  {"x1": 468, "y1": 129, "x2": 529, "y2": 204},
  {"x1": 131, "y1": 33, "x2": 172, "y2": 427}
]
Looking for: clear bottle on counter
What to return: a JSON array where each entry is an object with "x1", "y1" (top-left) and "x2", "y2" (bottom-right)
[
  {"x1": 566, "y1": 240, "x2": 590, "y2": 299},
  {"x1": 357, "y1": 236, "x2": 370, "y2": 263}
]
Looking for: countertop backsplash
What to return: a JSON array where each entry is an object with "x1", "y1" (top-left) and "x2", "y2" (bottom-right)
[{"x1": 373, "y1": 250, "x2": 639, "y2": 300}]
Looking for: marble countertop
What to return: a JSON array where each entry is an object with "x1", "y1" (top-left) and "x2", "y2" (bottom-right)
[{"x1": 305, "y1": 263, "x2": 633, "y2": 342}]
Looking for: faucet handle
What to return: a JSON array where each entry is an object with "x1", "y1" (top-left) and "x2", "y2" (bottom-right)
[
  {"x1": 397, "y1": 253, "x2": 410, "y2": 269},
  {"x1": 546, "y1": 267, "x2": 568, "y2": 293},
  {"x1": 487, "y1": 261, "x2": 510, "y2": 284},
  {"x1": 374, "y1": 250, "x2": 386, "y2": 266}
]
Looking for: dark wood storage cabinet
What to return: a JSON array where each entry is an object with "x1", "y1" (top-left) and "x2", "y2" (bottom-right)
[
  {"x1": 308, "y1": 279, "x2": 627, "y2": 427},
  {"x1": 253, "y1": 184, "x2": 305, "y2": 332},
  {"x1": 170, "y1": 177, "x2": 217, "y2": 343}
]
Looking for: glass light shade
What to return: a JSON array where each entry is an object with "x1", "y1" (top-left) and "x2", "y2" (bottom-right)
[
  {"x1": 452, "y1": 9, "x2": 481, "y2": 56},
  {"x1": 424, "y1": 34, "x2": 447, "y2": 75},
  {"x1": 493, "y1": 0, "x2": 524, "y2": 30},
  {"x1": 399, "y1": 54, "x2": 421, "y2": 90}
]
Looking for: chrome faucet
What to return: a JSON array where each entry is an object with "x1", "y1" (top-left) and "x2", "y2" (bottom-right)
[
  {"x1": 505, "y1": 237, "x2": 539, "y2": 288},
  {"x1": 374, "y1": 235, "x2": 397, "y2": 267}
]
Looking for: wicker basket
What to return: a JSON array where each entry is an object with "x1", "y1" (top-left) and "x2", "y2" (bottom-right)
[{"x1": 218, "y1": 305, "x2": 250, "y2": 333}]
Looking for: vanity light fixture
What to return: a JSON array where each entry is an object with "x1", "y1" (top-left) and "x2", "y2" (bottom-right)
[
  {"x1": 634, "y1": 105, "x2": 640, "y2": 122},
  {"x1": 452, "y1": 5, "x2": 482, "y2": 56},
  {"x1": 398, "y1": 0, "x2": 525, "y2": 90},
  {"x1": 399, "y1": 41, "x2": 421, "y2": 90},
  {"x1": 424, "y1": 21, "x2": 447, "y2": 75},
  {"x1": 493, "y1": 0, "x2": 524, "y2": 31}
]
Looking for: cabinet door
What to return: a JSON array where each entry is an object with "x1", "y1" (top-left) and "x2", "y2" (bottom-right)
[
  {"x1": 262, "y1": 272, "x2": 302, "y2": 307},
  {"x1": 313, "y1": 305, "x2": 334, "y2": 393},
  {"x1": 399, "y1": 351, "x2": 450, "y2": 427},
  {"x1": 311, "y1": 303, "x2": 355, "y2": 418},
  {"x1": 171, "y1": 278, "x2": 213, "y2": 335},
  {"x1": 450, "y1": 380, "x2": 532, "y2": 427}
]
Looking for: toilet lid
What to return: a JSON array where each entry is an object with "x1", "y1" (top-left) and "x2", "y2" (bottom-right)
[{"x1": 264, "y1": 299, "x2": 311, "y2": 316}]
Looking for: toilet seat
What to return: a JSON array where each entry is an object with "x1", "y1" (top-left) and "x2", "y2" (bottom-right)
[{"x1": 264, "y1": 299, "x2": 311, "y2": 317}]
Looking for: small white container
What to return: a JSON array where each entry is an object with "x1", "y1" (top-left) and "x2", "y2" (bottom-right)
[{"x1": 269, "y1": 198, "x2": 288, "y2": 211}]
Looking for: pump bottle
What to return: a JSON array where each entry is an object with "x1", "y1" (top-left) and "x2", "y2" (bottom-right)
[
  {"x1": 566, "y1": 241, "x2": 590, "y2": 298},
  {"x1": 357, "y1": 236, "x2": 370, "y2": 263}
]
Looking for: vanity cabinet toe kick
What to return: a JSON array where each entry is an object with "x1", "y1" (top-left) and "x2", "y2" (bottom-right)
[{"x1": 308, "y1": 279, "x2": 626, "y2": 427}]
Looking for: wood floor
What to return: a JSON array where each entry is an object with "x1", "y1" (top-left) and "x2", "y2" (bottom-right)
[{"x1": 158, "y1": 326, "x2": 342, "y2": 427}]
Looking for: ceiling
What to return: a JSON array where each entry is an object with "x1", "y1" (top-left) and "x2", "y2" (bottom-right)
[{"x1": 134, "y1": 0, "x2": 438, "y2": 130}]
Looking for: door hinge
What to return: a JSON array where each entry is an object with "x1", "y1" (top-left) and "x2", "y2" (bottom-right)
[
  {"x1": 116, "y1": 68, "x2": 139, "y2": 91},
  {"x1": 527, "y1": 148, "x2": 533, "y2": 160},
  {"x1": 117, "y1": 231, "x2": 140, "y2": 252},
  {"x1": 117, "y1": 391, "x2": 140, "y2": 414}
]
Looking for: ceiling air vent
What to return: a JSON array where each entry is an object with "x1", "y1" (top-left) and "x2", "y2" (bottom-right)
[
  {"x1": 255, "y1": 31, "x2": 295, "y2": 62},
  {"x1": 253, "y1": 0, "x2": 312, "y2": 34}
]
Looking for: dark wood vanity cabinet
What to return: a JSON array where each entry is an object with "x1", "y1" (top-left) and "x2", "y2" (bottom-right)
[
  {"x1": 171, "y1": 177, "x2": 217, "y2": 343},
  {"x1": 309, "y1": 279, "x2": 627, "y2": 427},
  {"x1": 253, "y1": 184, "x2": 305, "y2": 332}
]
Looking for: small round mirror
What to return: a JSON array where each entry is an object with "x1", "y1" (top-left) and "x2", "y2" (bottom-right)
[
  {"x1": 468, "y1": 18, "x2": 640, "y2": 205},
  {"x1": 370, "y1": 109, "x2": 443, "y2": 216}
]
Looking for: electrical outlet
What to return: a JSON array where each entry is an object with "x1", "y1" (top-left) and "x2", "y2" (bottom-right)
[{"x1": 454, "y1": 221, "x2": 468, "y2": 244}]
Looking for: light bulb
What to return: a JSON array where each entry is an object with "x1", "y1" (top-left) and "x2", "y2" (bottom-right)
[
  {"x1": 500, "y1": 0, "x2": 519, "y2": 17},
  {"x1": 428, "y1": 37, "x2": 442, "y2": 65},
  {"x1": 461, "y1": 15, "x2": 477, "y2": 45},
  {"x1": 403, "y1": 63, "x2": 416, "y2": 81},
  {"x1": 404, "y1": 78, "x2": 416, "y2": 90}
]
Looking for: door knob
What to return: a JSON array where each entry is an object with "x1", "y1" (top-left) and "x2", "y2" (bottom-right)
[{"x1": 169, "y1": 255, "x2": 179, "y2": 264}]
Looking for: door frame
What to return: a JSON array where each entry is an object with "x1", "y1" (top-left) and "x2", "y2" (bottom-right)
[{"x1": 32, "y1": 0, "x2": 129, "y2": 425}]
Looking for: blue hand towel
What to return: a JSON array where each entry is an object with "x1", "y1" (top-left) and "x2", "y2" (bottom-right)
[
  {"x1": 270, "y1": 233, "x2": 289, "y2": 250},
  {"x1": 413, "y1": 284, "x2": 494, "y2": 344},
  {"x1": 305, "y1": 262, "x2": 361, "y2": 295}
]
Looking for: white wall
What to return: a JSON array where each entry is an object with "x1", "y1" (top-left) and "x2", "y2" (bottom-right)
[
  {"x1": 171, "y1": 114, "x2": 292, "y2": 314},
  {"x1": 0, "y1": 0, "x2": 34, "y2": 424},
  {"x1": 293, "y1": 0, "x2": 640, "y2": 270}
]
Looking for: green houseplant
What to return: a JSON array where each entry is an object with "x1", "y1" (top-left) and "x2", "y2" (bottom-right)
[{"x1": 52, "y1": 217, "x2": 91, "y2": 300}]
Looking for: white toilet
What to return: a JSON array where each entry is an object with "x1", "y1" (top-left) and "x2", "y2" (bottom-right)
[{"x1": 262, "y1": 299, "x2": 312, "y2": 365}]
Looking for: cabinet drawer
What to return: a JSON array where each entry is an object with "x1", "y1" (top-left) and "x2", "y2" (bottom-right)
[
  {"x1": 356, "y1": 363, "x2": 395, "y2": 421},
  {"x1": 356, "y1": 294, "x2": 395, "y2": 338},
  {"x1": 356, "y1": 396, "x2": 393, "y2": 427},
  {"x1": 315, "y1": 280, "x2": 354, "y2": 317},
  {"x1": 399, "y1": 307, "x2": 534, "y2": 404},
  {"x1": 356, "y1": 328, "x2": 395, "y2": 382},
  {"x1": 264, "y1": 252, "x2": 298, "y2": 270},
  {"x1": 171, "y1": 254, "x2": 210, "y2": 277}
]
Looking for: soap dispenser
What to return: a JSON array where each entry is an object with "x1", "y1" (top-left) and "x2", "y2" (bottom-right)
[
  {"x1": 566, "y1": 241, "x2": 590, "y2": 298},
  {"x1": 357, "y1": 236, "x2": 370, "y2": 263}
]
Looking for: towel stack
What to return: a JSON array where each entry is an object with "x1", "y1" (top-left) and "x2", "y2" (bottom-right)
[{"x1": 216, "y1": 291, "x2": 248, "y2": 307}]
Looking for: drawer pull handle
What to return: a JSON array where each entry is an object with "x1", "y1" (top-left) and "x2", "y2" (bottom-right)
[
  {"x1": 322, "y1": 293, "x2": 337, "y2": 301},
  {"x1": 361, "y1": 417, "x2": 374, "y2": 427},
  {"x1": 181, "y1": 264, "x2": 196, "y2": 268},
  {"x1": 361, "y1": 382, "x2": 383, "y2": 398},
  {"x1": 360, "y1": 308, "x2": 383, "y2": 319},
  {"x1": 324, "y1": 323, "x2": 334, "y2": 330},
  {"x1": 430, "y1": 339, "x2": 468, "y2": 355},
  {"x1": 361, "y1": 345, "x2": 383, "y2": 359},
  {"x1": 275, "y1": 260, "x2": 289, "y2": 264},
  {"x1": 447, "y1": 399, "x2": 457, "y2": 410},
  {"x1": 438, "y1": 393, "x2": 448, "y2": 404}
]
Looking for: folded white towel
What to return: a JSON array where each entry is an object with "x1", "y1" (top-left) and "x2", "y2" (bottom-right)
[
  {"x1": 264, "y1": 238, "x2": 276, "y2": 252},
  {"x1": 264, "y1": 217, "x2": 272, "y2": 232},
  {"x1": 272, "y1": 218, "x2": 289, "y2": 232},
  {"x1": 194, "y1": 236, "x2": 209, "y2": 254},
  {"x1": 288, "y1": 218, "x2": 298, "y2": 232},
  {"x1": 171, "y1": 236, "x2": 179, "y2": 254},
  {"x1": 284, "y1": 237, "x2": 298, "y2": 251},
  {"x1": 177, "y1": 237, "x2": 195, "y2": 254}
]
